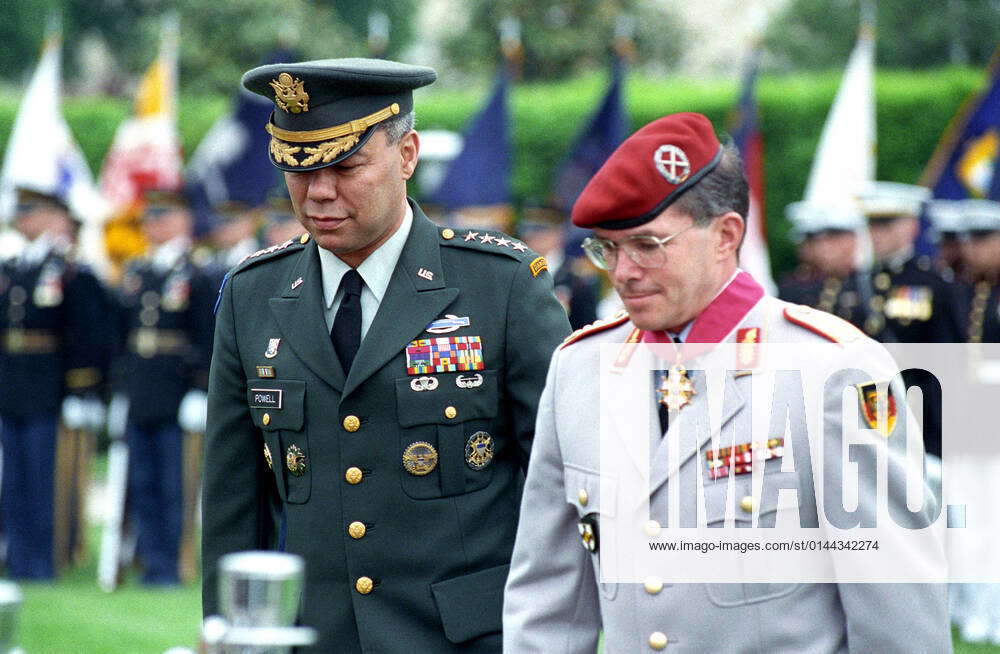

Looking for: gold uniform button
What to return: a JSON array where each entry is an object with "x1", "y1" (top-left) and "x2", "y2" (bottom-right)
[
  {"x1": 649, "y1": 631, "x2": 668, "y2": 650},
  {"x1": 444, "y1": 406, "x2": 457, "y2": 419},
  {"x1": 262, "y1": 413, "x2": 271, "y2": 426},
  {"x1": 442, "y1": 228, "x2": 455, "y2": 240},
  {"x1": 644, "y1": 576, "x2": 664, "y2": 595},
  {"x1": 348, "y1": 521, "x2": 367, "y2": 539},
  {"x1": 577, "y1": 489, "x2": 589, "y2": 506},
  {"x1": 343, "y1": 415, "x2": 361, "y2": 432},
  {"x1": 345, "y1": 467, "x2": 364, "y2": 485},
  {"x1": 355, "y1": 576, "x2": 373, "y2": 595},
  {"x1": 740, "y1": 496, "x2": 755, "y2": 513},
  {"x1": 644, "y1": 520, "x2": 662, "y2": 537},
  {"x1": 299, "y1": 233, "x2": 310, "y2": 244}
]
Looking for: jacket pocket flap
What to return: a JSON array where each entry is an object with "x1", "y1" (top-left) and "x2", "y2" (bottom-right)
[
  {"x1": 246, "y1": 380, "x2": 305, "y2": 431},
  {"x1": 395, "y1": 370, "x2": 498, "y2": 427},
  {"x1": 430, "y1": 563, "x2": 507, "y2": 643}
]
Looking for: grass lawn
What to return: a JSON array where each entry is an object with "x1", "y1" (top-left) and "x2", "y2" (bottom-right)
[
  {"x1": 5, "y1": 449, "x2": 998, "y2": 653},
  {"x1": 17, "y1": 534, "x2": 202, "y2": 653}
]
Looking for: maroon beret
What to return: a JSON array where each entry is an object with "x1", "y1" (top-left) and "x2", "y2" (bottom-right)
[{"x1": 571, "y1": 112, "x2": 722, "y2": 230}]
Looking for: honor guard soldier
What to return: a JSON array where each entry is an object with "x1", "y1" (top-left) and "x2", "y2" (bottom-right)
[
  {"x1": 113, "y1": 190, "x2": 216, "y2": 585},
  {"x1": 210, "y1": 201, "x2": 264, "y2": 270},
  {"x1": 926, "y1": 199, "x2": 967, "y2": 283},
  {"x1": 519, "y1": 202, "x2": 601, "y2": 330},
  {"x1": 201, "y1": 59, "x2": 571, "y2": 652},
  {"x1": 263, "y1": 193, "x2": 303, "y2": 247},
  {"x1": 503, "y1": 113, "x2": 950, "y2": 653},
  {"x1": 858, "y1": 182, "x2": 964, "y2": 344},
  {"x1": 778, "y1": 202, "x2": 869, "y2": 328},
  {"x1": 958, "y1": 199, "x2": 1000, "y2": 344},
  {"x1": 0, "y1": 188, "x2": 107, "y2": 580}
]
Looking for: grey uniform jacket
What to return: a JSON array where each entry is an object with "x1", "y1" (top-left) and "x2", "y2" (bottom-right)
[{"x1": 503, "y1": 293, "x2": 951, "y2": 654}]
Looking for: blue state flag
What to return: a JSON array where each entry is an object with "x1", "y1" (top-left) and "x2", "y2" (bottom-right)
[
  {"x1": 921, "y1": 48, "x2": 1000, "y2": 252},
  {"x1": 551, "y1": 57, "x2": 628, "y2": 215},
  {"x1": 184, "y1": 49, "x2": 294, "y2": 236},
  {"x1": 428, "y1": 69, "x2": 511, "y2": 216}
]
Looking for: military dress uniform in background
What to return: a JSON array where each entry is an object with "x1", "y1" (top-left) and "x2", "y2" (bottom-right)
[
  {"x1": 858, "y1": 183, "x2": 964, "y2": 460},
  {"x1": 0, "y1": 190, "x2": 108, "y2": 580},
  {"x1": 777, "y1": 202, "x2": 870, "y2": 329},
  {"x1": 114, "y1": 195, "x2": 216, "y2": 585},
  {"x1": 519, "y1": 204, "x2": 601, "y2": 330},
  {"x1": 857, "y1": 183, "x2": 964, "y2": 345},
  {"x1": 202, "y1": 58, "x2": 571, "y2": 653}
]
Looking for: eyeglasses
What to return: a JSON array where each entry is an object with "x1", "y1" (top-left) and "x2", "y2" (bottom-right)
[{"x1": 581, "y1": 223, "x2": 696, "y2": 270}]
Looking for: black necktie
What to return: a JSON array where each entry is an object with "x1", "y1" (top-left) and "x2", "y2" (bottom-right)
[{"x1": 331, "y1": 269, "x2": 362, "y2": 373}]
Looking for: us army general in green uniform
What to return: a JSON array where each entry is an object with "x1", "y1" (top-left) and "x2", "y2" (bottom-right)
[{"x1": 201, "y1": 59, "x2": 571, "y2": 652}]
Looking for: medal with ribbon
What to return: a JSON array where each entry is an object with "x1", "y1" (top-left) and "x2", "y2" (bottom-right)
[{"x1": 643, "y1": 271, "x2": 765, "y2": 414}]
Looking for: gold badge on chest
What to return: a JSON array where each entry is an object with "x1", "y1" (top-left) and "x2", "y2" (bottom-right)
[{"x1": 657, "y1": 364, "x2": 696, "y2": 413}]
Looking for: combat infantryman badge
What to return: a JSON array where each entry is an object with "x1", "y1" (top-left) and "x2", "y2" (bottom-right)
[
  {"x1": 403, "y1": 442, "x2": 438, "y2": 476},
  {"x1": 425, "y1": 315, "x2": 471, "y2": 334}
]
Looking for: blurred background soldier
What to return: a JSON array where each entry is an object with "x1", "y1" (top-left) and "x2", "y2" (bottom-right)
[
  {"x1": 262, "y1": 193, "x2": 302, "y2": 248},
  {"x1": 112, "y1": 190, "x2": 216, "y2": 586},
  {"x1": 951, "y1": 199, "x2": 1000, "y2": 643},
  {"x1": 775, "y1": 203, "x2": 821, "y2": 305},
  {"x1": 0, "y1": 188, "x2": 107, "y2": 580},
  {"x1": 209, "y1": 201, "x2": 263, "y2": 270},
  {"x1": 858, "y1": 181, "x2": 964, "y2": 345},
  {"x1": 857, "y1": 181, "x2": 963, "y2": 460},
  {"x1": 779, "y1": 201, "x2": 869, "y2": 327},
  {"x1": 959, "y1": 199, "x2": 1000, "y2": 344},
  {"x1": 926, "y1": 199, "x2": 967, "y2": 283},
  {"x1": 519, "y1": 202, "x2": 600, "y2": 330}
]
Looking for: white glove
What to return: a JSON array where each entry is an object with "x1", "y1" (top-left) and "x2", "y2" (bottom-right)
[
  {"x1": 61, "y1": 396, "x2": 86, "y2": 429},
  {"x1": 178, "y1": 389, "x2": 208, "y2": 433},
  {"x1": 83, "y1": 398, "x2": 107, "y2": 432},
  {"x1": 106, "y1": 393, "x2": 130, "y2": 440}
]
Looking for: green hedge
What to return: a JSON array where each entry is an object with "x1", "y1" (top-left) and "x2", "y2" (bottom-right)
[{"x1": 0, "y1": 67, "x2": 985, "y2": 273}]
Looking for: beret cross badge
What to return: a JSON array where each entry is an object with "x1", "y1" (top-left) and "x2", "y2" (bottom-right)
[
  {"x1": 270, "y1": 72, "x2": 310, "y2": 114},
  {"x1": 654, "y1": 144, "x2": 691, "y2": 184}
]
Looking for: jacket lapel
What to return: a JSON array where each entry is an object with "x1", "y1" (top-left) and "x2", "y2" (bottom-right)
[
  {"x1": 342, "y1": 204, "x2": 458, "y2": 398},
  {"x1": 269, "y1": 241, "x2": 347, "y2": 392}
]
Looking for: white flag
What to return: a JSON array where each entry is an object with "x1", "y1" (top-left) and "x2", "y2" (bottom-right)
[
  {"x1": 803, "y1": 19, "x2": 876, "y2": 267},
  {"x1": 0, "y1": 31, "x2": 107, "y2": 226}
]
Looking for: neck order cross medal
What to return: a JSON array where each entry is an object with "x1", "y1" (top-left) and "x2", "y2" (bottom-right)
[{"x1": 657, "y1": 363, "x2": 695, "y2": 413}]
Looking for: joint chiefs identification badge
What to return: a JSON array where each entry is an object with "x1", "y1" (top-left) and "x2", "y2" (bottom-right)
[
  {"x1": 286, "y1": 444, "x2": 307, "y2": 476},
  {"x1": 465, "y1": 431, "x2": 494, "y2": 470},
  {"x1": 857, "y1": 381, "x2": 897, "y2": 437},
  {"x1": 578, "y1": 513, "x2": 599, "y2": 553},
  {"x1": 403, "y1": 441, "x2": 438, "y2": 476}
]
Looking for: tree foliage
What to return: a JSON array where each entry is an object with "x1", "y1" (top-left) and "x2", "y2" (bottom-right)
[
  {"x1": 764, "y1": 0, "x2": 1000, "y2": 71},
  {"x1": 440, "y1": 0, "x2": 687, "y2": 80},
  {"x1": 2, "y1": 0, "x2": 417, "y2": 95}
]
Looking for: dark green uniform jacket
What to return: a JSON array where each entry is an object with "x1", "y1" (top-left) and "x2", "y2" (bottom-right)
[{"x1": 202, "y1": 201, "x2": 571, "y2": 653}]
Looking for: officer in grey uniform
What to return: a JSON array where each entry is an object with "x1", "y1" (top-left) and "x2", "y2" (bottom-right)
[
  {"x1": 503, "y1": 113, "x2": 951, "y2": 653},
  {"x1": 201, "y1": 59, "x2": 571, "y2": 652}
]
